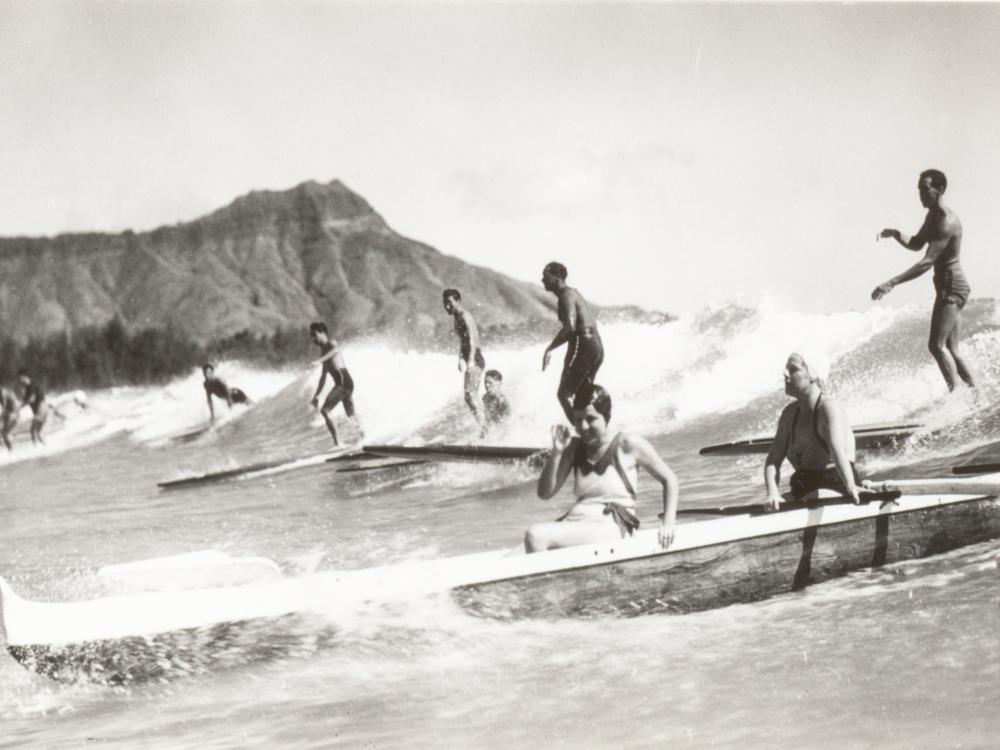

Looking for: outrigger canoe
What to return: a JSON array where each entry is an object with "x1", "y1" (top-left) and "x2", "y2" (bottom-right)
[{"x1": 2, "y1": 476, "x2": 999, "y2": 684}]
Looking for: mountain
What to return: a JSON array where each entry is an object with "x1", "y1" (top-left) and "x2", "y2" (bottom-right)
[{"x1": 0, "y1": 179, "x2": 568, "y2": 346}]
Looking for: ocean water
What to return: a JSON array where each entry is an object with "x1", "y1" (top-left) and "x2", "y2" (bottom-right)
[{"x1": 2, "y1": 299, "x2": 999, "y2": 749}]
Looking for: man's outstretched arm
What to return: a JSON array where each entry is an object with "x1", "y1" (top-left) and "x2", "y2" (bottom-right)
[{"x1": 880, "y1": 215, "x2": 930, "y2": 251}]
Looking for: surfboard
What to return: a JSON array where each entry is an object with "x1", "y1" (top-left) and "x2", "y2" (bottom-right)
[
  {"x1": 169, "y1": 426, "x2": 213, "y2": 444},
  {"x1": 336, "y1": 459, "x2": 429, "y2": 474},
  {"x1": 699, "y1": 422, "x2": 922, "y2": 457},
  {"x1": 158, "y1": 445, "x2": 363, "y2": 490},
  {"x1": 361, "y1": 444, "x2": 545, "y2": 463}
]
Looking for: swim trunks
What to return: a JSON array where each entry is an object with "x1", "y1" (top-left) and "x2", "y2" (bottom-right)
[
  {"x1": 934, "y1": 267, "x2": 971, "y2": 309},
  {"x1": 560, "y1": 329, "x2": 603, "y2": 399},
  {"x1": 789, "y1": 463, "x2": 863, "y2": 501},
  {"x1": 463, "y1": 357, "x2": 483, "y2": 400},
  {"x1": 323, "y1": 368, "x2": 356, "y2": 417}
]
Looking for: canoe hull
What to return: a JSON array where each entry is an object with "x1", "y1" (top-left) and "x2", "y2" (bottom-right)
[
  {"x1": 454, "y1": 496, "x2": 1000, "y2": 618},
  {"x1": 6, "y1": 613, "x2": 335, "y2": 686},
  {"x1": 3, "y1": 487, "x2": 999, "y2": 684}
]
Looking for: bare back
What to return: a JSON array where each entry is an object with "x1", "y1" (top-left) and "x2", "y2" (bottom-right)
[{"x1": 558, "y1": 288, "x2": 598, "y2": 333}]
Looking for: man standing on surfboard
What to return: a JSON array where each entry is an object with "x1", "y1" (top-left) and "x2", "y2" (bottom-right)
[
  {"x1": 872, "y1": 169, "x2": 976, "y2": 392},
  {"x1": 309, "y1": 321, "x2": 362, "y2": 446},
  {"x1": 541, "y1": 262, "x2": 604, "y2": 423},
  {"x1": 0, "y1": 383, "x2": 19, "y2": 451},
  {"x1": 17, "y1": 371, "x2": 48, "y2": 445},
  {"x1": 443, "y1": 289, "x2": 486, "y2": 431}
]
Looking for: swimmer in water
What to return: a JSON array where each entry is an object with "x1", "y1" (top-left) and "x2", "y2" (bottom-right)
[{"x1": 482, "y1": 369, "x2": 510, "y2": 430}]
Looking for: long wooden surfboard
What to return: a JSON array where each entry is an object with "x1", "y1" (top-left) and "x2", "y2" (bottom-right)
[
  {"x1": 699, "y1": 422, "x2": 922, "y2": 457},
  {"x1": 361, "y1": 444, "x2": 545, "y2": 463},
  {"x1": 158, "y1": 445, "x2": 363, "y2": 490}
]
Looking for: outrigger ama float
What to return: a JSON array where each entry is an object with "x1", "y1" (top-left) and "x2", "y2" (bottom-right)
[{"x1": 2, "y1": 476, "x2": 999, "y2": 684}]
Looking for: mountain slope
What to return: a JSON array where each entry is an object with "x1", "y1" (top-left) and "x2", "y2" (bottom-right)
[{"x1": 0, "y1": 179, "x2": 557, "y2": 344}]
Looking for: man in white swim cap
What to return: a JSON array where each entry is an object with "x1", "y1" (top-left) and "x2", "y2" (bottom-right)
[{"x1": 763, "y1": 349, "x2": 862, "y2": 509}]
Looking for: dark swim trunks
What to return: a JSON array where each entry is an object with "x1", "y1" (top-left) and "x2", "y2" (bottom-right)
[
  {"x1": 789, "y1": 463, "x2": 863, "y2": 501},
  {"x1": 560, "y1": 328, "x2": 604, "y2": 397},
  {"x1": 323, "y1": 368, "x2": 356, "y2": 417},
  {"x1": 934, "y1": 267, "x2": 971, "y2": 309}
]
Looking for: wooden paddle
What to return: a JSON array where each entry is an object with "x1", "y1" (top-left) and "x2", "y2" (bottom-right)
[
  {"x1": 863, "y1": 478, "x2": 1000, "y2": 496},
  {"x1": 952, "y1": 462, "x2": 1000, "y2": 476},
  {"x1": 672, "y1": 489, "x2": 902, "y2": 517}
]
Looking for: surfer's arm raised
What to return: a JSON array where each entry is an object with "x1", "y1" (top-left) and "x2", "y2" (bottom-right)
[
  {"x1": 623, "y1": 433, "x2": 679, "y2": 549},
  {"x1": 537, "y1": 427, "x2": 576, "y2": 500},
  {"x1": 879, "y1": 213, "x2": 933, "y2": 251},
  {"x1": 817, "y1": 398, "x2": 861, "y2": 504},
  {"x1": 764, "y1": 406, "x2": 794, "y2": 510}
]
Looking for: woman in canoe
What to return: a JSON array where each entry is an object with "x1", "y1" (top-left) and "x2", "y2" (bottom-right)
[
  {"x1": 525, "y1": 384, "x2": 679, "y2": 553},
  {"x1": 764, "y1": 347, "x2": 862, "y2": 509}
]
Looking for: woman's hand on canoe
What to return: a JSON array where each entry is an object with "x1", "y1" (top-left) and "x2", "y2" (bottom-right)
[
  {"x1": 764, "y1": 492, "x2": 784, "y2": 512},
  {"x1": 658, "y1": 517, "x2": 675, "y2": 549}
]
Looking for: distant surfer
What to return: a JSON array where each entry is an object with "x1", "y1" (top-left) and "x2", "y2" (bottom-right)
[
  {"x1": 482, "y1": 369, "x2": 510, "y2": 429},
  {"x1": 443, "y1": 289, "x2": 486, "y2": 430},
  {"x1": 764, "y1": 349, "x2": 862, "y2": 509},
  {"x1": 540, "y1": 262, "x2": 604, "y2": 423},
  {"x1": 527, "y1": 384, "x2": 678, "y2": 553},
  {"x1": 202, "y1": 363, "x2": 250, "y2": 421},
  {"x1": 17, "y1": 371, "x2": 48, "y2": 445},
  {"x1": 1, "y1": 383, "x2": 19, "y2": 450},
  {"x1": 872, "y1": 169, "x2": 976, "y2": 392},
  {"x1": 309, "y1": 321, "x2": 362, "y2": 446}
]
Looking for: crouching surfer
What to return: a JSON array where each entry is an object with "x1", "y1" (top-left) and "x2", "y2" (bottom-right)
[
  {"x1": 309, "y1": 321, "x2": 363, "y2": 446},
  {"x1": 525, "y1": 384, "x2": 678, "y2": 553},
  {"x1": 202, "y1": 363, "x2": 250, "y2": 422},
  {"x1": 764, "y1": 348, "x2": 862, "y2": 510}
]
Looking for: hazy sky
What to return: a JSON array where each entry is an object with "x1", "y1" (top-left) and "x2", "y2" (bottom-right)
[{"x1": 3, "y1": 2, "x2": 999, "y2": 314}]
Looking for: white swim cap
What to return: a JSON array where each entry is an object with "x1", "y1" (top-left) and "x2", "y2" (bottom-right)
[{"x1": 792, "y1": 344, "x2": 831, "y2": 386}]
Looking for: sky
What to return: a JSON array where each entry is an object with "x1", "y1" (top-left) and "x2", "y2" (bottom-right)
[{"x1": 2, "y1": 1, "x2": 1000, "y2": 315}]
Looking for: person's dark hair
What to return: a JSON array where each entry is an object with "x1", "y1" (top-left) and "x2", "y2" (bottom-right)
[
  {"x1": 17, "y1": 369, "x2": 28, "y2": 379},
  {"x1": 484, "y1": 369, "x2": 502, "y2": 381},
  {"x1": 920, "y1": 169, "x2": 948, "y2": 192},
  {"x1": 202, "y1": 363, "x2": 215, "y2": 373},
  {"x1": 309, "y1": 321, "x2": 328, "y2": 336},
  {"x1": 573, "y1": 383, "x2": 611, "y2": 422},
  {"x1": 442, "y1": 288, "x2": 461, "y2": 303},
  {"x1": 543, "y1": 261, "x2": 567, "y2": 281}
]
